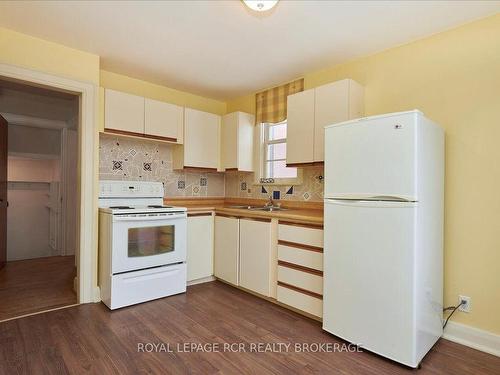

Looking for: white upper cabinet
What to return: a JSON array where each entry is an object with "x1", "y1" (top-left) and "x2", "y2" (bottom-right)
[
  {"x1": 104, "y1": 89, "x2": 144, "y2": 135},
  {"x1": 286, "y1": 89, "x2": 315, "y2": 166},
  {"x1": 104, "y1": 89, "x2": 184, "y2": 144},
  {"x1": 314, "y1": 79, "x2": 364, "y2": 161},
  {"x1": 175, "y1": 108, "x2": 221, "y2": 170},
  {"x1": 144, "y1": 98, "x2": 184, "y2": 143},
  {"x1": 221, "y1": 111, "x2": 255, "y2": 172},
  {"x1": 286, "y1": 79, "x2": 364, "y2": 165}
]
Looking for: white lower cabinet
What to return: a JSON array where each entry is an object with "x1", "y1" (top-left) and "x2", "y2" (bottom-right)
[
  {"x1": 239, "y1": 218, "x2": 273, "y2": 297},
  {"x1": 214, "y1": 215, "x2": 240, "y2": 285},
  {"x1": 212, "y1": 214, "x2": 325, "y2": 319},
  {"x1": 187, "y1": 213, "x2": 214, "y2": 282}
]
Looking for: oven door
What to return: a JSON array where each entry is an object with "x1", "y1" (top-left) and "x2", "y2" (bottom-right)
[{"x1": 111, "y1": 213, "x2": 187, "y2": 274}]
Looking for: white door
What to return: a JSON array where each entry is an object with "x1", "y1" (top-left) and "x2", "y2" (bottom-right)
[
  {"x1": 236, "y1": 112, "x2": 255, "y2": 172},
  {"x1": 286, "y1": 89, "x2": 315, "y2": 165},
  {"x1": 323, "y1": 199, "x2": 417, "y2": 366},
  {"x1": 239, "y1": 218, "x2": 272, "y2": 296},
  {"x1": 144, "y1": 98, "x2": 183, "y2": 143},
  {"x1": 314, "y1": 80, "x2": 349, "y2": 162},
  {"x1": 314, "y1": 79, "x2": 364, "y2": 162},
  {"x1": 324, "y1": 112, "x2": 418, "y2": 200},
  {"x1": 104, "y1": 89, "x2": 144, "y2": 134},
  {"x1": 222, "y1": 112, "x2": 238, "y2": 169},
  {"x1": 184, "y1": 108, "x2": 220, "y2": 169},
  {"x1": 187, "y1": 214, "x2": 214, "y2": 281},
  {"x1": 214, "y1": 216, "x2": 239, "y2": 285}
]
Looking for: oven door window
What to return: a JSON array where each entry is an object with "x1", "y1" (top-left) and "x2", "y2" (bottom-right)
[{"x1": 128, "y1": 225, "x2": 175, "y2": 257}]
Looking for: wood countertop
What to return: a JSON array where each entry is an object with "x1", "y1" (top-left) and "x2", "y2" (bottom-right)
[
  {"x1": 164, "y1": 197, "x2": 324, "y2": 225},
  {"x1": 213, "y1": 207, "x2": 323, "y2": 225}
]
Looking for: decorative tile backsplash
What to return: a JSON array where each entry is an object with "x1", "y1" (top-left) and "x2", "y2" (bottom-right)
[
  {"x1": 99, "y1": 134, "x2": 225, "y2": 197},
  {"x1": 100, "y1": 134, "x2": 324, "y2": 201},
  {"x1": 225, "y1": 167, "x2": 324, "y2": 202}
]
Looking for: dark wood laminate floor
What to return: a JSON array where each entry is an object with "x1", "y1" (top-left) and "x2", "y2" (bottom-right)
[
  {"x1": 0, "y1": 281, "x2": 499, "y2": 375},
  {"x1": 0, "y1": 255, "x2": 77, "y2": 321}
]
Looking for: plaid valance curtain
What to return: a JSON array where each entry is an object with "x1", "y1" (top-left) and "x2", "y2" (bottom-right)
[{"x1": 255, "y1": 78, "x2": 304, "y2": 125}]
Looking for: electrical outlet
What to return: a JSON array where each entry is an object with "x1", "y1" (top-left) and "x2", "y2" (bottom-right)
[{"x1": 458, "y1": 295, "x2": 471, "y2": 313}]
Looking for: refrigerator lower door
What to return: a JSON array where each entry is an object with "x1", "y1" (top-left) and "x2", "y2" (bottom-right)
[{"x1": 323, "y1": 199, "x2": 418, "y2": 367}]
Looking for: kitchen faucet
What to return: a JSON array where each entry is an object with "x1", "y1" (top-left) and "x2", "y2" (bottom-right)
[{"x1": 265, "y1": 195, "x2": 274, "y2": 207}]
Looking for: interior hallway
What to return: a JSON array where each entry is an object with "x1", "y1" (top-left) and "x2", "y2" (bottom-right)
[{"x1": 0, "y1": 255, "x2": 77, "y2": 321}]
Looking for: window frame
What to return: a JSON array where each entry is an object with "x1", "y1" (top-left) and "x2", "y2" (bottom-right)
[{"x1": 254, "y1": 121, "x2": 303, "y2": 186}]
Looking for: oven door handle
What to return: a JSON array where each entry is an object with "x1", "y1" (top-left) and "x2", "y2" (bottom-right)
[{"x1": 114, "y1": 214, "x2": 185, "y2": 222}]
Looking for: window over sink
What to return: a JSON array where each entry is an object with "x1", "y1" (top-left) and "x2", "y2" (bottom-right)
[{"x1": 257, "y1": 121, "x2": 302, "y2": 185}]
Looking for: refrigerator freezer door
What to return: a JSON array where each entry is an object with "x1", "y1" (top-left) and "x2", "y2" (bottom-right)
[
  {"x1": 324, "y1": 112, "x2": 418, "y2": 201},
  {"x1": 323, "y1": 199, "x2": 418, "y2": 367}
]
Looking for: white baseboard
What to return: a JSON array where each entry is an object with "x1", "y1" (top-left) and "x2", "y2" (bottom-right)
[
  {"x1": 443, "y1": 321, "x2": 500, "y2": 357},
  {"x1": 187, "y1": 276, "x2": 216, "y2": 286}
]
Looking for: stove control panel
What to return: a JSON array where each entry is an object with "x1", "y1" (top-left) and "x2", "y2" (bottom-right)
[{"x1": 99, "y1": 180, "x2": 164, "y2": 198}]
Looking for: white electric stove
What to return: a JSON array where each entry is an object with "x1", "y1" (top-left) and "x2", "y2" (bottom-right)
[{"x1": 98, "y1": 180, "x2": 187, "y2": 310}]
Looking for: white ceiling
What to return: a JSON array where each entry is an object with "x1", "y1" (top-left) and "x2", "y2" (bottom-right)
[{"x1": 0, "y1": 1, "x2": 499, "y2": 100}]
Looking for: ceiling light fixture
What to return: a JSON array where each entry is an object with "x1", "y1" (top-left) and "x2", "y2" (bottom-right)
[{"x1": 242, "y1": 0, "x2": 279, "y2": 12}]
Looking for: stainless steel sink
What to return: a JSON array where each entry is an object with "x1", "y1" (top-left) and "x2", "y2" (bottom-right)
[
  {"x1": 227, "y1": 205, "x2": 287, "y2": 211},
  {"x1": 249, "y1": 206, "x2": 288, "y2": 212}
]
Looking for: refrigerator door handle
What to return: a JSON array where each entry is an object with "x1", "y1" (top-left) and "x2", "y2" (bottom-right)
[
  {"x1": 368, "y1": 195, "x2": 416, "y2": 202},
  {"x1": 324, "y1": 198, "x2": 417, "y2": 208},
  {"x1": 325, "y1": 194, "x2": 417, "y2": 202}
]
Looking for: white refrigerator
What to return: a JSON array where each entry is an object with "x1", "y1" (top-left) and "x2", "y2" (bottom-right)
[{"x1": 322, "y1": 110, "x2": 444, "y2": 368}]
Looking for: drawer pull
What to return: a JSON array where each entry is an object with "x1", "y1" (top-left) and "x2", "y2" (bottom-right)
[
  {"x1": 278, "y1": 281, "x2": 323, "y2": 300},
  {"x1": 187, "y1": 212, "x2": 213, "y2": 217},
  {"x1": 278, "y1": 260, "x2": 323, "y2": 276},
  {"x1": 278, "y1": 240, "x2": 323, "y2": 253},
  {"x1": 278, "y1": 221, "x2": 323, "y2": 229}
]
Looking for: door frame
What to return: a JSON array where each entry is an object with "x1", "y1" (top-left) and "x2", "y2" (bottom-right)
[{"x1": 0, "y1": 63, "x2": 99, "y2": 303}]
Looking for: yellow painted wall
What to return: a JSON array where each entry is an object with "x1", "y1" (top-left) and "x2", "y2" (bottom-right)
[
  {"x1": 226, "y1": 93, "x2": 255, "y2": 115},
  {"x1": 0, "y1": 27, "x2": 101, "y2": 302},
  {"x1": 0, "y1": 26, "x2": 100, "y2": 84},
  {"x1": 226, "y1": 13, "x2": 500, "y2": 334}
]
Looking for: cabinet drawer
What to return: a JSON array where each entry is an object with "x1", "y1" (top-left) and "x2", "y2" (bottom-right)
[
  {"x1": 109, "y1": 263, "x2": 186, "y2": 310},
  {"x1": 277, "y1": 285, "x2": 322, "y2": 318},
  {"x1": 278, "y1": 244, "x2": 323, "y2": 271},
  {"x1": 277, "y1": 265, "x2": 323, "y2": 295},
  {"x1": 278, "y1": 223, "x2": 323, "y2": 248}
]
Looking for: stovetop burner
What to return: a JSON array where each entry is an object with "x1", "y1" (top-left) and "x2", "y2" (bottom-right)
[{"x1": 109, "y1": 206, "x2": 131, "y2": 209}]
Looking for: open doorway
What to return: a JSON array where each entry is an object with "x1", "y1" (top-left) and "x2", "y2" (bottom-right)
[{"x1": 0, "y1": 79, "x2": 79, "y2": 321}]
